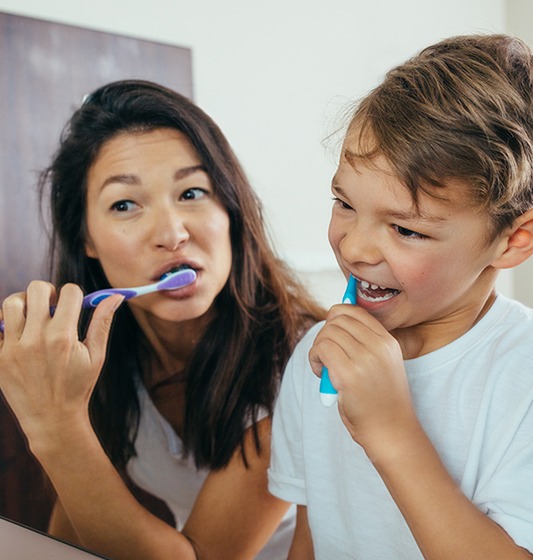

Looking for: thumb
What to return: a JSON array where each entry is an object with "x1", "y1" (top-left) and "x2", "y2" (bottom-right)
[
  {"x1": 84, "y1": 295, "x2": 124, "y2": 367},
  {"x1": 308, "y1": 346, "x2": 325, "y2": 377}
]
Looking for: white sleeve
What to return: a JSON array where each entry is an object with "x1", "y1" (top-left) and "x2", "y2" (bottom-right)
[
  {"x1": 474, "y1": 382, "x2": 533, "y2": 552},
  {"x1": 268, "y1": 325, "x2": 320, "y2": 506}
]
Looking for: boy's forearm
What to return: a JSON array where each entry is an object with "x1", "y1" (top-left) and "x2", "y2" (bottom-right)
[{"x1": 367, "y1": 422, "x2": 532, "y2": 560}]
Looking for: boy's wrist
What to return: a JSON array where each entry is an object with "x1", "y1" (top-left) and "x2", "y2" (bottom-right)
[{"x1": 358, "y1": 411, "x2": 426, "y2": 468}]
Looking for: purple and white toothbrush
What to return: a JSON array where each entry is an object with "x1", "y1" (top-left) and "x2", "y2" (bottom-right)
[{"x1": 0, "y1": 268, "x2": 196, "y2": 333}]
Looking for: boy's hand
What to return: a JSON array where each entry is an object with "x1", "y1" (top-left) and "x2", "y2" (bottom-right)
[{"x1": 309, "y1": 303, "x2": 418, "y2": 451}]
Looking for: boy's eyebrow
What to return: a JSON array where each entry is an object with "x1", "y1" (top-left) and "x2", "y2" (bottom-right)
[
  {"x1": 384, "y1": 208, "x2": 446, "y2": 224},
  {"x1": 331, "y1": 184, "x2": 447, "y2": 224},
  {"x1": 99, "y1": 165, "x2": 206, "y2": 191},
  {"x1": 344, "y1": 147, "x2": 364, "y2": 164},
  {"x1": 330, "y1": 180, "x2": 345, "y2": 194}
]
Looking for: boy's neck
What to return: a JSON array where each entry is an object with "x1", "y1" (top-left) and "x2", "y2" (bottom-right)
[{"x1": 392, "y1": 289, "x2": 498, "y2": 360}]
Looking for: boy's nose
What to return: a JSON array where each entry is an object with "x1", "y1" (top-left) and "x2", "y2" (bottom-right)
[{"x1": 339, "y1": 223, "x2": 383, "y2": 265}]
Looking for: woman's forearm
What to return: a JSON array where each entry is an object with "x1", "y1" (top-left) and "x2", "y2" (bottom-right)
[{"x1": 32, "y1": 421, "x2": 196, "y2": 560}]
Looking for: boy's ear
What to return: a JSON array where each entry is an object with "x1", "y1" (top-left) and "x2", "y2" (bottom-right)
[{"x1": 492, "y1": 208, "x2": 533, "y2": 269}]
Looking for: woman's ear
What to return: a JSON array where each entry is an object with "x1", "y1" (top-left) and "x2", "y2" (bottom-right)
[
  {"x1": 85, "y1": 239, "x2": 97, "y2": 259},
  {"x1": 492, "y1": 208, "x2": 533, "y2": 270}
]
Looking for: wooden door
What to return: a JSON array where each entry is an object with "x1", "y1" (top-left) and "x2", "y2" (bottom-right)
[{"x1": 0, "y1": 11, "x2": 192, "y2": 531}]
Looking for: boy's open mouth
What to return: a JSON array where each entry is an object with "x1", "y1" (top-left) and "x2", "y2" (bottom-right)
[{"x1": 357, "y1": 279, "x2": 400, "y2": 302}]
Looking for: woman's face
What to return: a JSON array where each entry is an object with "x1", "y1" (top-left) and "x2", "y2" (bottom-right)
[{"x1": 84, "y1": 127, "x2": 232, "y2": 326}]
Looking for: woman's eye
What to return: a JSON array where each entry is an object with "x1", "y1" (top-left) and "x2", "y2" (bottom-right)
[
  {"x1": 181, "y1": 187, "x2": 207, "y2": 201},
  {"x1": 394, "y1": 225, "x2": 427, "y2": 239},
  {"x1": 111, "y1": 200, "x2": 136, "y2": 212}
]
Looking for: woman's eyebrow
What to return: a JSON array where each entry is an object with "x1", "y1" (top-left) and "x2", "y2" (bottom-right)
[
  {"x1": 173, "y1": 164, "x2": 207, "y2": 181},
  {"x1": 99, "y1": 165, "x2": 207, "y2": 191}
]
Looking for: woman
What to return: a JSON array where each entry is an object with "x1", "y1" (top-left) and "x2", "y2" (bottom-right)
[{"x1": 0, "y1": 80, "x2": 324, "y2": 560}]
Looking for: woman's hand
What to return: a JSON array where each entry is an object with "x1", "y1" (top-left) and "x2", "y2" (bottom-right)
[
  {"x1": 309, "y1": 304, "x2": 417, "y2": 451},
  {"x1": 0, "y1": 280, "x2": 123, "y2": 451}
]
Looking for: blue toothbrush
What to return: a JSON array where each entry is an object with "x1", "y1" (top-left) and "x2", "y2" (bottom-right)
[
  {"x1": 0, "y1": 268, "x2": 196, "y2": 333},
  {"x1": 319, "y1": 275, "x2": 357, "y2": 407}
]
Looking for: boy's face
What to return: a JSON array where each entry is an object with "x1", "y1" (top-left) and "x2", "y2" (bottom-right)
[{"x1": 328, "y1": 146, "x2": 506, "y2": 351}]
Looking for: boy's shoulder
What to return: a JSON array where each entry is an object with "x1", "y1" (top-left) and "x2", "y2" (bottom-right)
[
  {"x1": 283, "y1": 321, "x2": 324, "y2": 381},
  {"x1": 456, "y1": 295, "x2": 533, "y2": 359},
  {"x1": 300, "y1": 321, "x2": 325, "y2": 344},
  {"x1": 488, "y1": 294, "x2": 533, "y2": 335}
]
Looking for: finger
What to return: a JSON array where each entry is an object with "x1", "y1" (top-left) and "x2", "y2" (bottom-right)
[
  {"x1": 309, "y1": 319, "x2": 355, "y2": 375},
  {"x1": 320, "y1": 322, "x2": 364, "y2": 359},
  {"x1": 326, "y1": 304, "x2": 387, "y2": 337},
  {"x1": 49, "y1": 283, "x2": 84, "y2": 330},
  {"x1": 308, "y1": 349, "x2": 324, "y2": 376},
  {"x1": 1, "y1": 291, "x2": 28, "y2": 341},
  {"x1": 313, "y1": 314, "x2": 373, "y2": 357},
  {"x1": 21, "y1": 281, "x2": 57, "y2": 336},
  {"x1": 84, "y1": 295, "x2": 124, "y2": 368},
  {"x1": 309, "y1": 335, "x2": 351, "y2": 378}
]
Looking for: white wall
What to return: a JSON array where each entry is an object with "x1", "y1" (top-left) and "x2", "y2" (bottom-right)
[
  {"x1": 0, "y1": 0, "x2": 515, "y2": 307},
  {"x1": 506, "y1": 0, "x2": 533, "y2": 308}
]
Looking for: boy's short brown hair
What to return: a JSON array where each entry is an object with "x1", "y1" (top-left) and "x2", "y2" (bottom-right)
[{"x1": 346, "y1": 34, "x2": 533, "y2": 238}]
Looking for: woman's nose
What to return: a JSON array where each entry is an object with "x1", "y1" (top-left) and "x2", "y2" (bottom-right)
[{"x1": 152, "y1": 207, "x2": 190, "y2": 251}]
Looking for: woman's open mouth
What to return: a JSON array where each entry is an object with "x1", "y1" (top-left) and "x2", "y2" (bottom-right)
[{"x1": 160, "y1": 263, "x2": 196, "y2": 281}]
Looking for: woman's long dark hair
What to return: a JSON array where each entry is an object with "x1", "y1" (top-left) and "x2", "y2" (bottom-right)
[{"x1": 40, "y1": 79, "x2": 324, "y2": 470}]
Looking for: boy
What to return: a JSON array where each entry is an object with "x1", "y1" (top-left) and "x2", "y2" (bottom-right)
[{"x1": 268, "y1": 34, "x2": 533, "y2": 559}]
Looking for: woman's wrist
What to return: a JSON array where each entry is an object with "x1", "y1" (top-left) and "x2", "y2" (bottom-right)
[{"x1": 25, "y1": 410, "x2": 94, "y2": 461}]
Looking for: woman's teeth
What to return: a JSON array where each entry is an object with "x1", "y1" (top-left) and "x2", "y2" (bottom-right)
[
  {"x1": 357, "y1": 279, "x2": 399, "y2": 302},
  {"x1": 160, "y1": 264, "x2": 193, "y2": 280}
]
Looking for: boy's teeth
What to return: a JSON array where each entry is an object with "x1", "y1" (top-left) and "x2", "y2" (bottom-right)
[
  {"x1": 361, "y1": 280, "x2": 388, "y2": 290},
  {"x1": 357, "y1": 279, "x2": 400, "y2": 303},
  {"x1": 358, "y1": 290, "x2": 397, "y2": 303}
]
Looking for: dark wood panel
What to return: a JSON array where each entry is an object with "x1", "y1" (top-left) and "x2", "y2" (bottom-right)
[
  {"x1": 0, "y1": 394, "x2": 55, "y2": 528},
  {"x1": 0, "y1": 11, "x2": 192, "y2": 531},
  {"x1": 0, "y1": 12, "x2": 193, "y2": 300}
]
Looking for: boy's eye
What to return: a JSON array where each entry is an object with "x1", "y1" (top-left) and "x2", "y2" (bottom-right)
[
  {"x1": 181, "y1": 187, "x2": 207, "y2": 201},
  {"x1": 394, "y1": 225, "x2": 427, "y2": 239},
  {"x1": 332, "y1": 196, "x2": 353, "y2": 210},
  {"x1": 111, "y1": 200, "x2": 136, "y2": 212}
]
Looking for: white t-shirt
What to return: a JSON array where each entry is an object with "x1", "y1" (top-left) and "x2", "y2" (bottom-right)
[
  {"x1": 127, "y1": 383, "x2": 295, "y2": 560},
  {"x1": 268, "y1": 294, "x2": 533, "y2": 559}
]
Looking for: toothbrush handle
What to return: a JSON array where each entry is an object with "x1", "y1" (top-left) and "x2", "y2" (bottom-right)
[
  {"x1": 81, "y1": 288, "x2": 138, "y2": 308},
  {"x1": 319, "y1": 368, "x2": 338, "y2": 406},
  {"x1": 0, "y1": 288, "x2": 138, "y2": 333},
  {"x1": 0, "y1": 269, "x2": 195, "y2": 333},
  {"x1": 319, "y1": 275, "x2": 357, "y2": 407}
]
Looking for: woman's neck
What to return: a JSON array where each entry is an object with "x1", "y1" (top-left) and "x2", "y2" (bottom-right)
[
  {"x1": 132, "y1": 305, "x2": 215, "y2": 387},
  {"x1": 132, "y1": 309, "x2": 216, "y2": 439}
]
